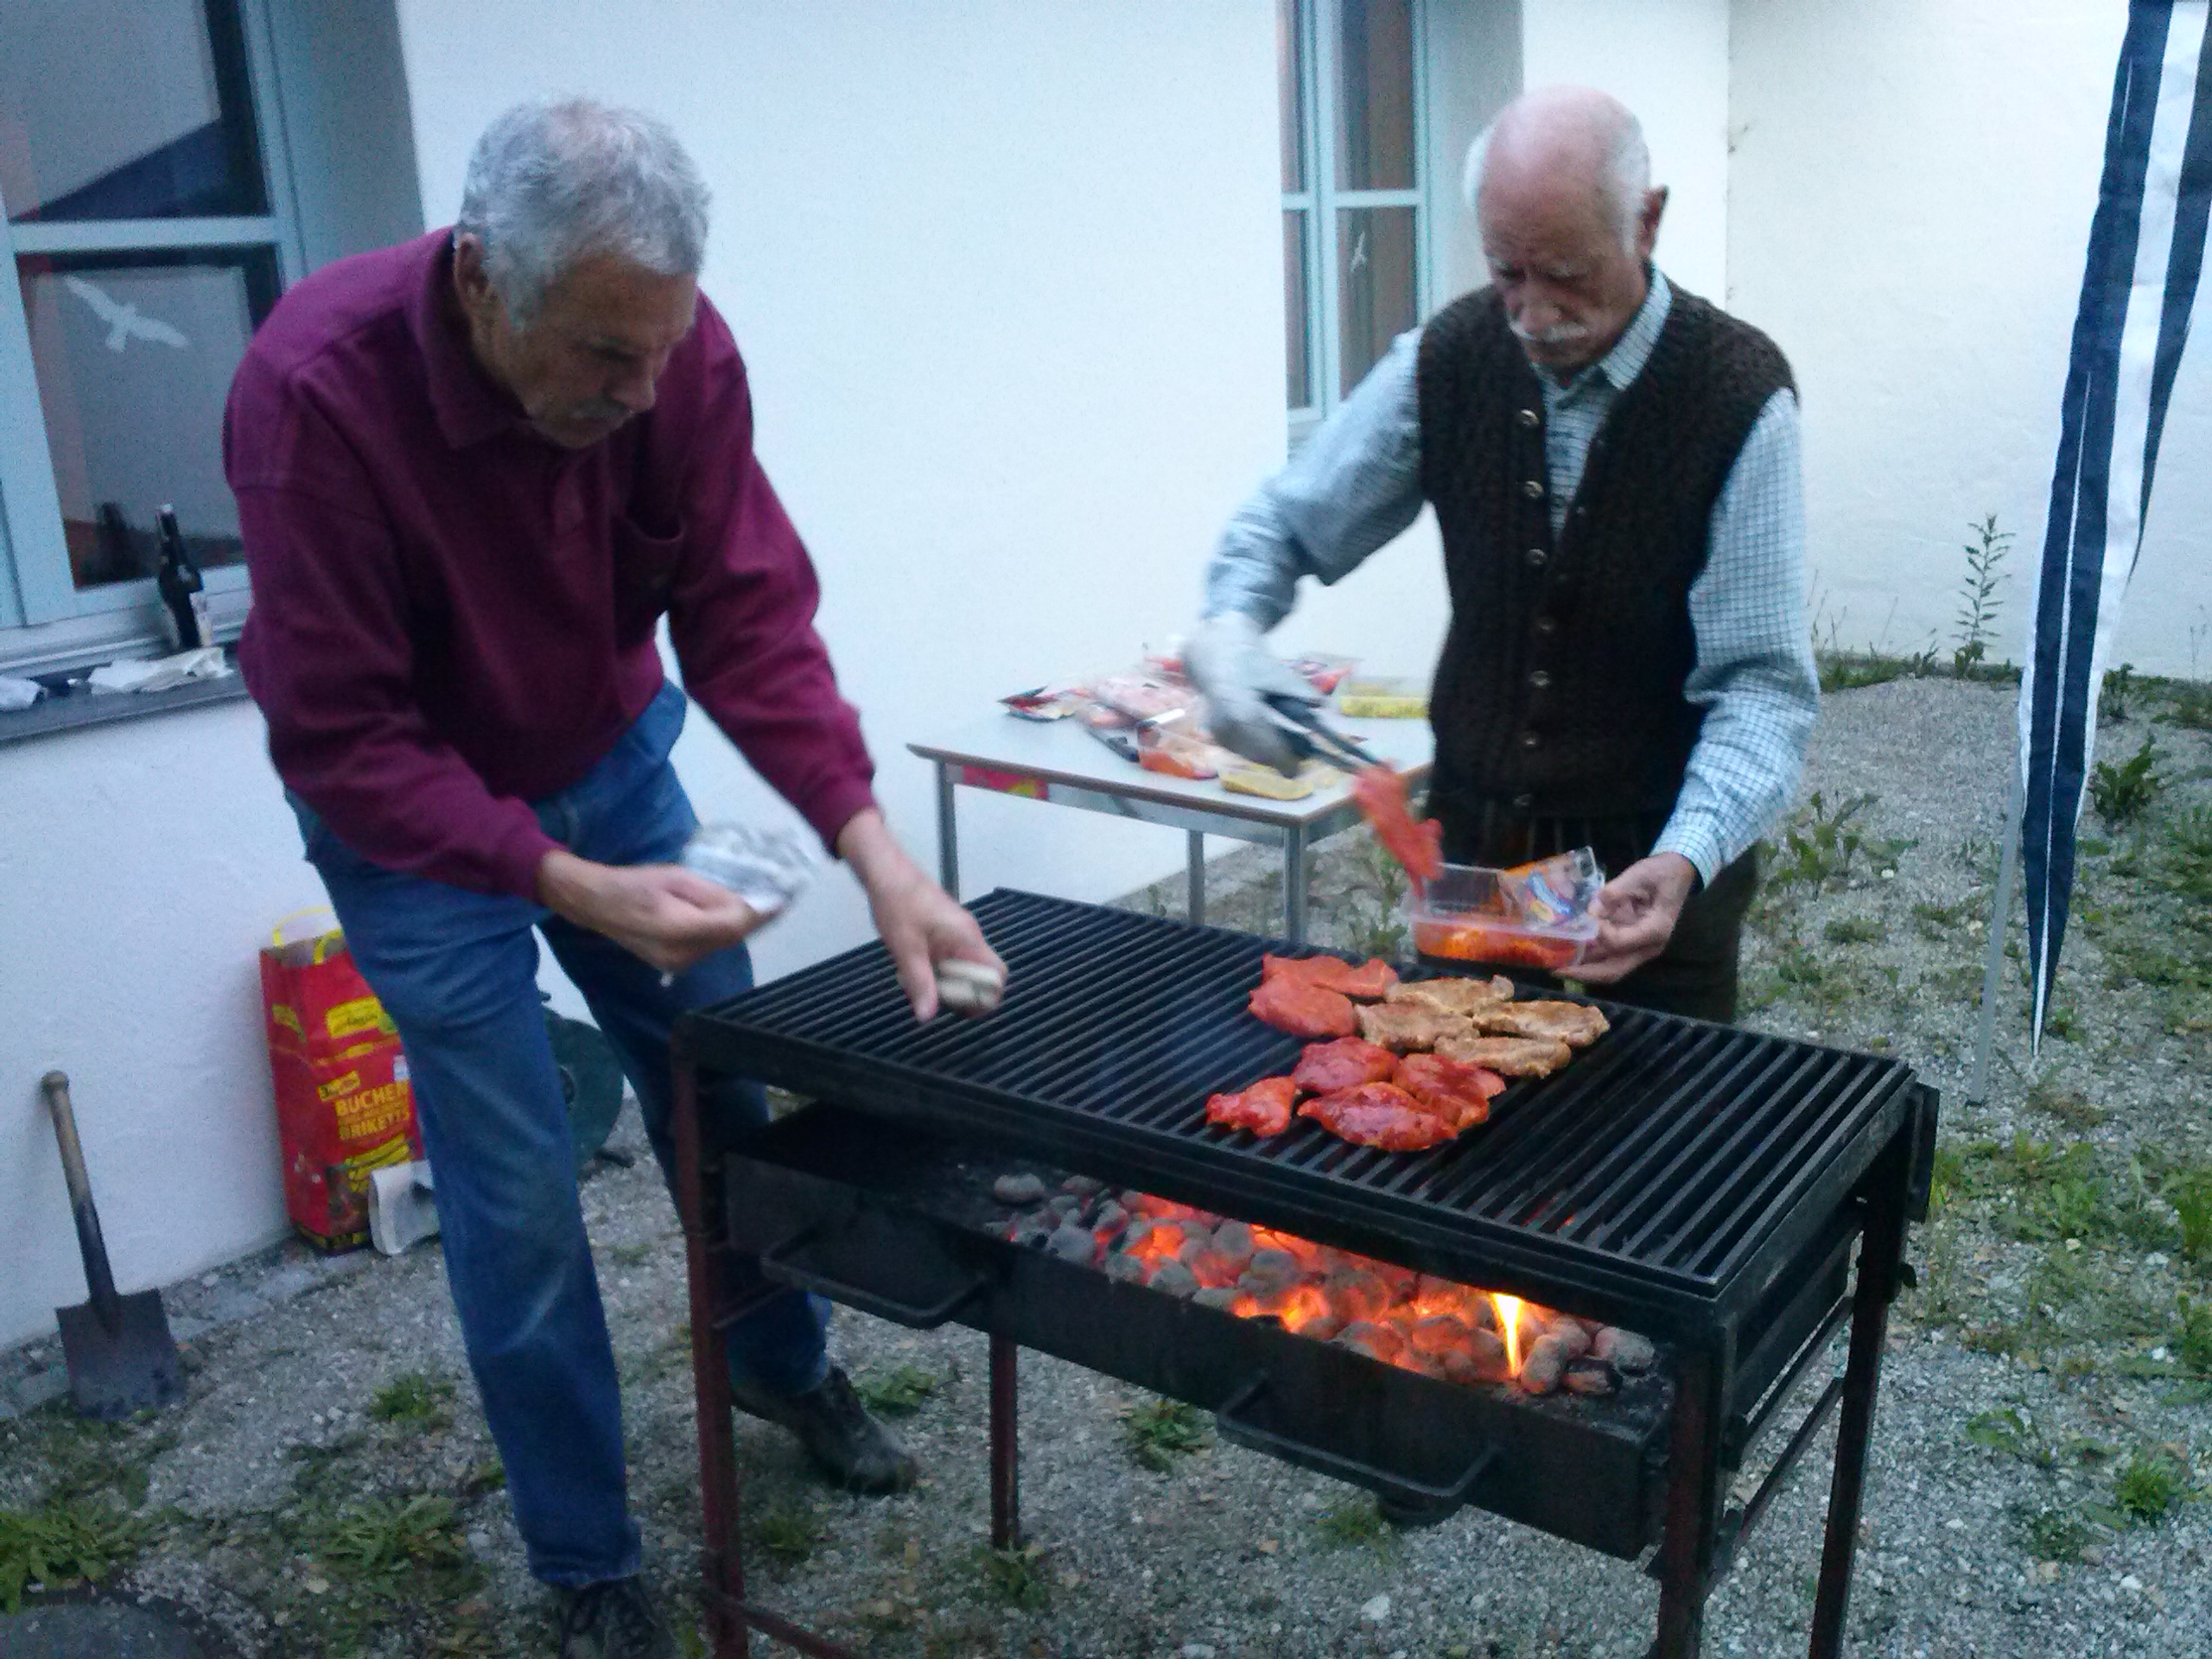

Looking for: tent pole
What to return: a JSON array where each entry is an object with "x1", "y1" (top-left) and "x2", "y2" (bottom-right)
[{"x1": 1967, "y1": 764, "x2": 2025, "y2": 1105}]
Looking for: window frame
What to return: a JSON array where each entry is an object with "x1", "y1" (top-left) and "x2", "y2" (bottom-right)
[
  {"x1": 1282, "y1": 0, "x2": 1432, "y2": 448},
  {"x1": 0, "y1": 0, "x2": 305, "y2": 673}
]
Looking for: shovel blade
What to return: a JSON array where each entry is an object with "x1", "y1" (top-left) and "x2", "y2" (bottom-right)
[{"x1": 56, "y1": 1292, "x2": 181, "y2": 1420}]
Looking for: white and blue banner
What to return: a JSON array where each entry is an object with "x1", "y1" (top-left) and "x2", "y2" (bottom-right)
[{"x1": 2020, "y1": 0, "x2": 2212, "y2": 1046}]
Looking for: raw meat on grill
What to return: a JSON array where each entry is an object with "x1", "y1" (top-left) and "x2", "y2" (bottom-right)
[
  {"x1": 1298, "y1": 1082, "x2": 1462, "y2": 1151},
  {"x1": 1434, "y1": 1030, "x2": 1575, "y2": 1078},
  {"x1": 1205, "y1": 1075, "x2": 1299, "y2": 1136},
  {"x1": 1292, "y1": 1037, "x2": 1400, "y2": 1094},
  {"x1": 1262, "y1": 952, "x2": 1400, "y2": 1001},
  {"x1": 1395, "y1": 1052, "x2": 1506, "y2": 1129},
  {"x1": 1469, "y1": 1000, "x2": 1611, "y2": 1047},
  {"x1": 1382, "y1": 975, "x2": 1516, "y2": 1017},
  {"x1": 1249, "y1": 974, "x2": 1357, "y2": 1039},
  {"x1": 1354, "y1": 1001, "x2": 1470, "y2": 1054},
  {"x1": 1350, "y1": 766, "x2": 1445, "y2": 887}
]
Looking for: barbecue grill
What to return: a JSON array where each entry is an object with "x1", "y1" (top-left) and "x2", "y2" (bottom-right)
[{"x1": 671, "y1": 890, "x2": 1936, "y2": 1658}]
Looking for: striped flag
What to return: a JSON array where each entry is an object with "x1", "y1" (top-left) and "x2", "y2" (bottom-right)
[{"x1": 2019, "y1": 0, "x2": 2212, "y2": 1049}]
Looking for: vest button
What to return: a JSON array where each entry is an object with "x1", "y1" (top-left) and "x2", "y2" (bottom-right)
[
  {"x1": 1517, "y1": 408, "x2": 1539, "y2": 428},
  {"x1": 1535, "y1": 614, "x2": 1558, "y2": 635},
  {"x1": 1522, "y1": 479, "x2": 1546, "y2": 499},
  {"x1": 1519, "y1": 730, "x2": 1541, "y2": 751},
  {"x1": 1525, "y1": 548, "x2": 1548, "y2": 569},
  {"x1": 1529, "y1": 670, "x2": 1553, "y2": 690},
  {"x1": 1513, "y1": 792, "x2": 1535, "y2": 810}
]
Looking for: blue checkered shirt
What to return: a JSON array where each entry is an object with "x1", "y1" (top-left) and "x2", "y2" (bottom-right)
[{"x1": 1204, "y1": 270, "x2": 1818, "y2": 885}]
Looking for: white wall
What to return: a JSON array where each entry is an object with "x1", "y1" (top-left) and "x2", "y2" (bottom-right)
[
  {"x1": 0, "y1": 702, "x2": 321, "y2": 1348},
  {"x1": 393, "y1": 0, "x2": 1293, "y2": 989},
  {"x1": 1522, "y1": 0, "x2": 1732, "y2": 300},
  {"x1": 1730, "y1": 0, "x2": 2212, "y2": 677}
]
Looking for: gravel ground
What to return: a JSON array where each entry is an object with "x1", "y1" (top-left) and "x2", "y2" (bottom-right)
[{"x1": 4, "y1": 676, "x2": 2211, "y2": 1657}]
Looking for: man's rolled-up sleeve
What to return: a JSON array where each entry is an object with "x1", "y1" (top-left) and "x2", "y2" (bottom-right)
[
  {"x1": 663, "y1": 330, "x2": 877, "y2": 852},
  {"x1": 231, "y1": 394, "x2": 558, "y2": 898}
]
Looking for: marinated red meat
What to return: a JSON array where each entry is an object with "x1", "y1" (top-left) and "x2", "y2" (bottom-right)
[
  {"x1": 1249, "y1": 974, "x2": 1356, "y2": 1039},
  {"x1": 1351, "y1": 765, "x2": 1444, "y2": 888},
  {"x1": 1205, "y1": 1075, "x2": 1299, "y2": 1135},
  {"x1": 1291, "y1": 1036, "x2": 1399, "y2": 1094},
  {"x1": 1262, "y1": 953, "x2": 1400, "y2": 1001},
  {"x1": 1297, "y1": 1083, "x2": 1461, "y2": 1151},
  {"x1": 1395, "y1": 1052, "x2": 1506, "y2": 1130}
]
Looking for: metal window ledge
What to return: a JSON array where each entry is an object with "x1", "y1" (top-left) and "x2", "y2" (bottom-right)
[{"x1": 0, "y1": 671, "x2": 251, "y2": 750}]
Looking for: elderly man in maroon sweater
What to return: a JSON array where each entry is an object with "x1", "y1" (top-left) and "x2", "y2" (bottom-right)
[{"x1": 225, "y1": 99, "x2": 1000, "y2": 1657}]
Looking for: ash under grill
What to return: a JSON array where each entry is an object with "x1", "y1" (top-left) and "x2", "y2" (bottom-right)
[{"x1": 672, "y1": 889, "x2": 1937, "y2": 1659}]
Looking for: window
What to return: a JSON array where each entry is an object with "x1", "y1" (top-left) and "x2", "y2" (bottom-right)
[
  {"x1": 0, "y1": 0, "x2": 303, "y2": 671},
  {"x1": 1279, "y1": 0, "x2": 1428, "y2": 442}
]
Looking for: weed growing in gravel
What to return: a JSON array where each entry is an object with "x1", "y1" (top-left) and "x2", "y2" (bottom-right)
[
  {"x1": 1823, "y1": 917, "x2": 1885, "y2": 945},
  {"x1": 1119, "y1": 1397, "x2": 1209, "y2": 1471},
  {"x1": 1764, "y1": 792, "x2": 1878, "y2": 891},
  {"x1": 1965, "y1": 1406, "x2": 2113, "y2": 1471},
  {"x1": 1953, "y1": 513, "x2": 2015, "y2": 677},
  {"x1": 2092, "y1": 735, "x2": 2163, "y2": 823},
  {"x1": 2026, "y1": 1077, "x2": 2107, "y2": 1130},
  {"x1": 1910, "y1": 897, "x2": 1978, "y2": 940},
  {"x1": 755, "y1": 1500, "x2": 826, "y2": 1564},
  {"x1": 371, "y1": 1371, "x2": 456, "y2": 1428},
  {"x1": 316, "y1": 1491, "x2": 471, "y2": 1580},
  {"x1": 2112, "y1": 1452, "x2": 2183, "y2": 1525},
  {"x1": 1314, "y1": 1497, "x2": 1400, "y2": 1554},
  {"x1": 2008, "y1": 1503, "x2": 2093, "y2": 1563},
  {"x1": 2166, "y1": 1167, "x2": 2212, "y2": 1262},
  {"x1": 0, "y1": 1496, "x2": 156, "y2": 1613},
  {"x1": 1340, "y1": 831, "x2": 1410, "y2": 959},
  {"x1": 854, "y1": 1364, "x2": 942, "y2": 1417},
  {"x1": 2176, "y1": 1298, "x2": 2212, "y2": 1376},
  {"x1": 974, "y1": 1541, "x2": 1051, "y2": 1609}
]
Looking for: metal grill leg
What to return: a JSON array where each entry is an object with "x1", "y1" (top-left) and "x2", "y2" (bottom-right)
[
  {"x1": 1186, "y1": 830, "x2": 1206, "y2": 926},
  {"x1": 674, "y1": 1056, "x2": 747, "y2": 1659},
  {"x1": 1284, "y1": 826, "x2": 1308, "y2": 942},
  {"x1": 1653, "y1": 1341, "x2": 1727, "y2": 1657},
  {"x1": 990, "y1": 1334, "x2": 1020, "y2": 1548},
  {"x1": 1809, "y1": 1133, "x2": 1910, "y2": 1656}
]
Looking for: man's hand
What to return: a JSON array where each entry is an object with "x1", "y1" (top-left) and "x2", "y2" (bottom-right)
[
  {"x1": 1575, "y1": 853, "x2": 1698, "y2": 985},
  {"x1": 1182, "y1": 612, "x2": 1319, "y2": 778},
  {"x1": 537, "y1": 849, "x2": 762, "y2": 976},
  {"x1": 836, "y1": 808, "x2": 1006, "y2": 1020}
]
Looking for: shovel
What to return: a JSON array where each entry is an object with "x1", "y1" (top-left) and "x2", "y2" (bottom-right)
[{"x1": 40, "y1": 1071, "x2": 181, "y2": 1419}]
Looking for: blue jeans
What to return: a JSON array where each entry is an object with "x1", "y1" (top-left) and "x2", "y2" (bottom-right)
[{"x1": 291, "y1": 682, "x2": 828, "y2": 1585}]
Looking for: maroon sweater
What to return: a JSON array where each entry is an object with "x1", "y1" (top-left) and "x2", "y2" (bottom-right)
[{"x1": 225, "y1": 231, "x2": 875, "y2": 898}]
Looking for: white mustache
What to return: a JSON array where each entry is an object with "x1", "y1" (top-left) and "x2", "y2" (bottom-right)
[{"x1": 1510, "y1": 318, "x2": 1592, "y2": 348}]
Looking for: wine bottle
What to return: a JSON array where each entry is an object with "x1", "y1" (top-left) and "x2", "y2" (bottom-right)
[{"x1": 154, "y1": 505, "x2": 207, "y2": 652}]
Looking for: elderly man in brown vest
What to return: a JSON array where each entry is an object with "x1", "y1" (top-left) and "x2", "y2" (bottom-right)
[{"x1": 1186, "y1": 86, "x2": 1817, "y2": 1023}]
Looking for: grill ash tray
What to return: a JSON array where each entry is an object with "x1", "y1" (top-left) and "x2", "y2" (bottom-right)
[{"x1": 723, "y1": 1103, "x2": 1675, "y2": 1559}]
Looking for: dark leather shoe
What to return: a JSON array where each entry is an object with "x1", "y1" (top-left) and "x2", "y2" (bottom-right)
[
  {"x1": 558, "y1": 1575, "x2": 675, "y2": 1659},
  {"x1": 732, "y1": 1366, "x2": 919, "y2": 1493}
]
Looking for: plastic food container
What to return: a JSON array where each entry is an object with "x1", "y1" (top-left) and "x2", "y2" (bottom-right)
[{"x1": 1404, "y1": 855, "x2": 1604, "y2": 972}]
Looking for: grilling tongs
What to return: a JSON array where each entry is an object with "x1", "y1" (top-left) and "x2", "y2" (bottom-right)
[{"x1": 1262, "y1": 691, "x2": 1382, "y2": 772}]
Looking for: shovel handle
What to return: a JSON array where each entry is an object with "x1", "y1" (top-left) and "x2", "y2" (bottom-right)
[{"x1": 41, "y1": 1071, "x2": 120, "y2": 1317}]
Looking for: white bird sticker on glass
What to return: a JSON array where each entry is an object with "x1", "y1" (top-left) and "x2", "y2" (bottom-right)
[{"x1": 61, "y1": 276, "x2": 190, "y2": 353}]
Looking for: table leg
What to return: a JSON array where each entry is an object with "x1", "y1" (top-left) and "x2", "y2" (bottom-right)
[
  {"x1": 936, "y1": 762, "x2": 959, "y2": 896},
  {"x1": 1186, "y1": 831, "x2": 1205, "y2": 925},
  {"x1": 1283, "y1": 825, "x2": 1308, "y2": 943}
]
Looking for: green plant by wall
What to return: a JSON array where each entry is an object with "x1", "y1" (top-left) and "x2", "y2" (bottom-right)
[{"x1": 1954, "y1": 513, "x2": 2014, "y2": 677}]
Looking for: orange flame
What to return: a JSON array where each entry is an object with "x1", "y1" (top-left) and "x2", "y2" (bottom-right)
[{"x1": 1491, "y1": 1293, "x2": 1524, "y2": 1376}]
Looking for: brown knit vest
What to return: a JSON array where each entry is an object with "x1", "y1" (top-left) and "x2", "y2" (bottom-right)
[{"x1": 1416, "y1": 282, "x2": 1793, "y2": 830}]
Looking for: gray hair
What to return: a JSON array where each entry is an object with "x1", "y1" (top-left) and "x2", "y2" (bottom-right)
[
  {"x1": 1461, "y1": 106, "x2": 1652, "y2": 251},
  {"x1": 455, "y1": 97, "x2": 710, "y2": 325}
]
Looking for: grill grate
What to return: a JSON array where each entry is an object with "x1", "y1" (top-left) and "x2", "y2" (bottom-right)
[{"x1": 682, "y1": 891, "x2": 1917, "y2": 1335}]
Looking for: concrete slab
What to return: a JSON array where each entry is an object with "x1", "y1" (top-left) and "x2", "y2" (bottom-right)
[{"x1": 0, "y1": 1602, "x2": 206, "y2": 1657}]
